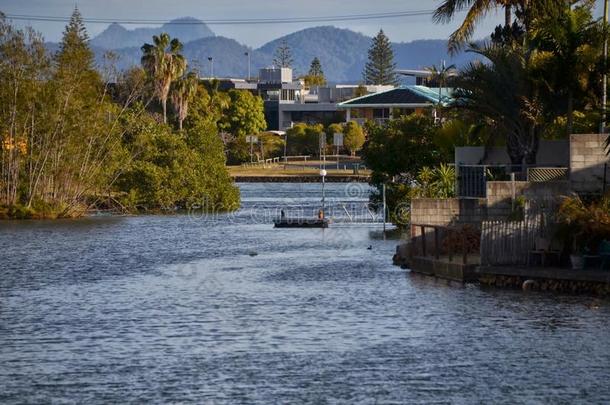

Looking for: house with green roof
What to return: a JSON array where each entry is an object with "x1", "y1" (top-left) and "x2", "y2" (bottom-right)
[{"x1": 337, "y1": 85, "x2": 454, "y2": 125}]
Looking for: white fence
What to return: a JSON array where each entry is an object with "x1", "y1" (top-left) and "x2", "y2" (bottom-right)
[{"x1": 480, "y1": 217, "x2": 542, "y2": 266}]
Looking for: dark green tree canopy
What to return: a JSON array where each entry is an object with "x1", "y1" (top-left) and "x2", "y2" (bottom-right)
[
  {"x1": 304, "y1": 57, "x2": 326, "y2": 86},
  {"x1": 56, "y1": 7, "x2": 96, "y2": 80},
  {"x1": 363, "y1": 29, "x2": 398, "y2": 86},
  {"x1": 308, "y1": 57, "x2": 323, "y2": 76}
]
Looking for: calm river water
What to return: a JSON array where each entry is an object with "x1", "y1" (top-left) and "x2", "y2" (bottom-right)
[{"x1": 1, "y1": 183, "x2": 610, "y2": 404}]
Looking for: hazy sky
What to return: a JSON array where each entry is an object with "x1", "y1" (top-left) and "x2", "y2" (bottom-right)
[{"x1": 0, "y1": 0, "x2": 604, "y2": 47}]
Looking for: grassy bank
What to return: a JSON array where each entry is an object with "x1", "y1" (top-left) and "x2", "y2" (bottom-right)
[
  {"x1": 228, "y1": 164, "x2": 371, "y2": 179},
  {"x1": 0, "y1": 202, "x2": 86, "y2": 220}
]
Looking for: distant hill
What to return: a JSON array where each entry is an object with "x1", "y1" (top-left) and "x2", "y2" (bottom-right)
[
  {"x1": 77, "y1": 23, "x2": 481, "y2": 82},
  {"x1": 257, "y1": 26, "x2": 372, "y2": 81},
  {"x1": 90, "y1": 17, "x2": 214, "y2": 49}
]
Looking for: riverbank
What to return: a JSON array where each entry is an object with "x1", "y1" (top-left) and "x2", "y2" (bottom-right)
[
  {"x1": 0, "y1": 202, "x2": 85, "y2": 220},
  {"x1": 393, "y1": 244, "x2": 610, "y2": 296},
  {"x1": 233, "y1": 175, "x2": 370, "y2": 183},
  {"x1": 228, "y1": 163, "x2": 371, "y2": 183}
]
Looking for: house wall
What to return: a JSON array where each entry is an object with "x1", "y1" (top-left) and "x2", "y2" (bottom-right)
[
  {"x1": 410, "y1": 198, "x2": 486, "y2": 231},
  {"x1": 486, "y1": 181, "x2": 568, "y2": 218},
  {"x1": 570, "y1": 134, "x2": 610, "y2": 193},
  {"x1": 455, "y1": 140, "x2": 569, "y2": 166},
  {"x1": 410, "y1": 181, "x2": 568, "y2": 230}
]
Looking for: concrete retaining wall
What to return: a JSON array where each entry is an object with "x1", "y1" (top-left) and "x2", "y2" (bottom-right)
[
  {"x1": 455, "y1": 140, "x2": 569, "y2": 166},
  {"x1": 410, "y1": 198, "x2": 486, "y2": 226}
]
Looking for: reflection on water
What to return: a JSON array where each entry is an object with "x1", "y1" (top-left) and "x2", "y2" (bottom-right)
[{"x1": 1, "y1": 182, "x2": 609, "y2": 403}]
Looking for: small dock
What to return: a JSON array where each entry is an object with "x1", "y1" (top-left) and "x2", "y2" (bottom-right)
[{"x1": 394, "y1": 223, "x2": 610, "y2": 296}]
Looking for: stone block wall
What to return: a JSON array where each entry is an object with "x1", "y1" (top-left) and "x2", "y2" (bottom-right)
[
  {"x1": 485, "y1": 180, "x2": 568, "y2": 218},
  {"x1": 410, "y1": 180, "x2": 569, "y2": 232},
  {"x1": 410, "y1": 198, "x2": 487, "y2": 226},
  {"x1": 570, "y1": 134, "x2": 609, "y2": 193},
  {"x1": 486, "y1": 181, "x2": 528, "y2": 219}
]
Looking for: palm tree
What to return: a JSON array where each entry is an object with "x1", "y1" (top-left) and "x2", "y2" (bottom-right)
[
  {"x1": 530, "y1": 3, "x2": 603, "y2": 135},
  {"x1": 170, "y1": 72, "x2": 199, "y2": 130},
  {"x1": 425, "y1": 62, "x2": 457, "y2": 121},
  {"x1": 141, "y1": 33, "x2": 186, "y2": 124},
  {"x1": 453, "y1": 43, "x2": 543, "y2": 165},
  {"x1": 434, "y1": 0, "x2": 522, "y2": 53}
]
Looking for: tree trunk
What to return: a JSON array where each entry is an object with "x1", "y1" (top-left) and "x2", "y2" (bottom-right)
[
  {"x1": 505, "y1": 5, "x2": 512, "y2": 27},
  {"x1": 162, "y1": 98, "x2": 167, "y2": 124},
  {"x1": 567, "y1": 90, "x2": 574, "y2": 136},
  {"x1": 178, "y1": 118, "x2": 183, "y2": 131},
  {"x1": 507, "y1": 135, "x2": 524, "y2": 166},
  {"x1": 438, "y1": 85, "x2": 442, "y2": 121}
]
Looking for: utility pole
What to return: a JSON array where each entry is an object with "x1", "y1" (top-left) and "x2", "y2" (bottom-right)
[
  {"x1": 244, "y1": 51, "x2": 251, "y2": 80},
  {"x1": 320, "y1": 133, "x2": 327, "y2": 219},
  {"x1": 249, "y1": 136, "x2": 253, "y2": 163},
  {"x1": 382, "y1": 183, "x2": 386, "y2": 232},
  {"x1": 208, "y1": 57, "x2": 214, "y2": 78},
  {"x1": 602, "y1": 0, "x2": 609, "y2": 134},
  {"x1": 283, "y1": 133, "x2": 288, "y2": 163}
]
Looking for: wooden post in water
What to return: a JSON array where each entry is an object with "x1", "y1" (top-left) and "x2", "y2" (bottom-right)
[
  {"x1": 410, "y1": 224, "x2": 416, "y2": 259},
  {"x1": 434, "y1": 227, "x2": 440, "y2": 260},
  {"x1": 382, "y1": 183, "x2": 386, "y2": 233},
  {"x1": 462, "y1": 232, "x2": 468, "y2": 265},
  {"x1": 421, "y1": 226, "x2": 427, "y2": 257}
]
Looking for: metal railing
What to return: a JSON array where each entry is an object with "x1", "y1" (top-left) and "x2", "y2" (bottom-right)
[
  {"x1": 457, "y1": 164, "x2": 569, "y2": 198},
  {"x1": 410, "y1": 223, "x2": 476, "y2": 265}
]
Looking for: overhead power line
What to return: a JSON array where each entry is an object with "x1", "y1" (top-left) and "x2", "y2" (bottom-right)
[{"x1": 4, "y1": 10, "x2": 436, "y2": 25}]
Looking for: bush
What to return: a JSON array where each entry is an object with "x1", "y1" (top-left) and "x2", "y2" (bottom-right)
[{"x1": 555, "y1": 194, "x2": 610, "y2": 254}]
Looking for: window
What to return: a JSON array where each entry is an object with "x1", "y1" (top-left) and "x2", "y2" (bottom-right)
[{"x1": 373, "y1": 108, "x2": 390, "y2": 119}]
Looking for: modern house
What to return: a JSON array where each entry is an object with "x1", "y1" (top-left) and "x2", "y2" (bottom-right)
[
  {"x1": 396, "y1": 68, "x2": 457, "y2": 87},
  {"x1": 256, "y1": 68, "x2": 394, "y2": 131},
  {"x1": 337, "y1": 85, "x2": 453, "y2": 125},
  {"x1": 206, "y1": 68, "x2": 450, "y2": 130}
]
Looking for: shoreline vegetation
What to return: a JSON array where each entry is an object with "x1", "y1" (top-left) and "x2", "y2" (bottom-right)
[{"x1": 0, "y1": 10, "x2": 242, "y2": 220}]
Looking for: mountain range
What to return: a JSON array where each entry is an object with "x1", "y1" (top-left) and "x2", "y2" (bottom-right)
[{"x1": 79, "y1": 18, "x2": 480, "y2": 83}]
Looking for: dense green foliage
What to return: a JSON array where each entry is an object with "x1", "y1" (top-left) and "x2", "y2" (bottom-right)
[
  {"x1": 361, "y1": 113, "x2": 481, "y2": 225},
  {"x1": 141, "y1": 33, "x2": 186, "y2": 124},
  {"x1": 219, "y1": 90, "x2": 267, "y2": 164},
  {"x1": 343, "y1": 122, "x2": 366, "y2": 155},
  {"x1": 286, "y1": 123, "x2": 324, "y2": 156},
  {"x1": 363, "y1": 30, "x2": 398, "y2": 85},
  {"x1": 363, "y1": 115, "x2": 440, "y2": 184},
  {"x1": 556, "y1": 194, "x2": 610, "y2": 253},
  {"x1": 451, "y1": 0, "x2": 606, "y2": 164},
  {"x1": 0, "y1": 10, "x2": 239, "y2": 218},
  {"x1": 117, "y1": 103, "x2": 239, "y2": 212},
  {"x1": 362, "y1": 0, "x2": 609, "y2": 226}
]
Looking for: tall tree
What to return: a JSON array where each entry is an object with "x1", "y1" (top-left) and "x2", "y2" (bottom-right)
[
  {"x1": 531, "y1": 1, "x2": 604, "y2": 135},
  {"x1": 0, "y1": 15, "x2": 48, "y2": 207},
  {"x1": 343, "y1": 121, "x2": 365, "y2": 155},
  {"x1": 141, "y1": 33, "x2": 186, "y2": 124},
  {"x1": 434, "y1": 0, "x2": 581, "y2": 53},
  {"x1": 304, "y1": 57, "x2": 326, "y2": 86},
  {"x1": 363, "y1": 30, "x2": 398, "y2": 85},
  {"x1": 219, "y1": 89, "x2": 267, "y2": 163},
  {"x1": 309, "y1": 57, "x2": 323, "y2": 76},
  {"x1": 170, "y1": 72, "x2": 198, "y2": 130},
  {"x1": 273, "y1": 40, "x2": 293, "y2": 68},
  {"x1": 453, "y1": 44, "x2": 543, "y2": 165},
  {"x1": 55, "y1": 7, "x2": 96, "y2": 81},
  {"x1": 434, "y1": 0, "x2": 530, "y2": 53}
]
